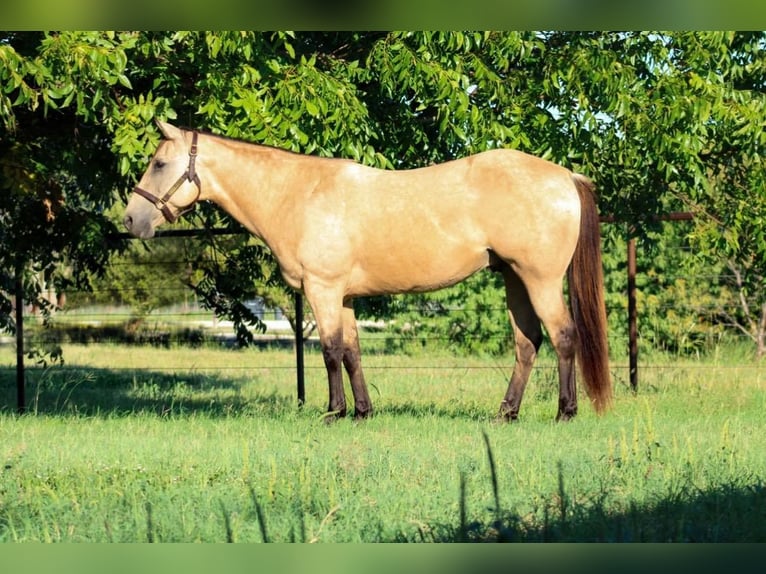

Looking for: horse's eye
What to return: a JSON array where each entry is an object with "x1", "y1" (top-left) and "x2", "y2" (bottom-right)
[{"x1": 154, "y1": 159, "x2": 166, "y2": 170}]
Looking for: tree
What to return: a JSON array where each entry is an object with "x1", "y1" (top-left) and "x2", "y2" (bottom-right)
[
  {"x1": 1, "y1": 31, "x2": 764, "y2": 357},
  {"x1": 691, "y1": 132, "x2": 766, "y2": 357},
  {"x1": 0, "y1": 32, "x2": 136, "y2": 345},
  {"x1": 663, "y1": 32, "x2": 766, "y2": 358},
  {"x1": 353, "y1": 32, "x2": 766, "y2": 356},
  {"x1": 366, "y1": 32, "x2": 766, "y2": 356}
]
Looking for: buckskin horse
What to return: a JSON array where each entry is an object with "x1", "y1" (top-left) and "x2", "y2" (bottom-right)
[{"x1": 123, "y1": 121, "x2": 611, "y2": 422}]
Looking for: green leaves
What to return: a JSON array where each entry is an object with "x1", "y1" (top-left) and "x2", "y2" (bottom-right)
[
  {"x1": 1, "y1": 31, "x2": 765, "y2": 353},
  {"x1": 0, "y1": 43, "x2": 42, "y2": 130}
]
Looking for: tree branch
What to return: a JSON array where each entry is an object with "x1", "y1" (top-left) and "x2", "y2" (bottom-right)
[
  {"x1": 727, "y1": 259, "x2": 757, "y2": 334},
  {"x1": 717, "y1": 309, "x2": 757, "y2": 344}
]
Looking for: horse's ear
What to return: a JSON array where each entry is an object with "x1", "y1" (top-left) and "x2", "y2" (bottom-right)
[{"x1": 155, "y1": 119, "x2": 182, "y2": 140}]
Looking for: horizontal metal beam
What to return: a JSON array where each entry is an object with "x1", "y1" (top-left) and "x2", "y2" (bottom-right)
[
  {"x1": 108, "y1": 227, "x2": 245, "y2": 241},
  {"x1": 109, "y1": 213, "x2": 695, "y2": 241},
  {"x1": 599, "y1": 212, "x2": 694, "y2": 224}
]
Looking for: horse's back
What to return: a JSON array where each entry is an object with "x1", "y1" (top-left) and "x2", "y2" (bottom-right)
[{"x1": 306, "y1": 148, "x2": 582, "y2": 296}]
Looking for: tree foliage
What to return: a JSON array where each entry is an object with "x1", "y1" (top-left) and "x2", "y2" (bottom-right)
[
  {"x1": 1, "y1": 31, "x2": 764, "y2": 355},
  {"x1": 0, "y1": 32, "x2": 134, "y2": 338}
]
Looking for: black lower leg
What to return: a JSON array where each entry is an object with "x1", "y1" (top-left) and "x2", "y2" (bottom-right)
[
  {"x1": 323, "y1": 339, "x2": 346, "y2": 419},
  {"x1": 343, "y1": 346, "x2": 372, "y2": 419},
  {"x1": 554, "y1": 325, "x2": 578, "y2": 422}
]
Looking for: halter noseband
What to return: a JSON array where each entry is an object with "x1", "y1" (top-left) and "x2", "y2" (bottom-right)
[{"x1": 133, "y1": 131, "x2": 201, "y2": 223}]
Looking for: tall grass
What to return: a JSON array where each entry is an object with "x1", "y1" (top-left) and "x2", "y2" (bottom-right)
[{"x1": 1, "y1": 344, "x2": 765, "y2": 541}]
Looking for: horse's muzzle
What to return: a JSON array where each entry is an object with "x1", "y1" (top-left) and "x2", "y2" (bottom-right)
[{"x1": 123, "y1": 213, "x2": 155, "y2": 239}]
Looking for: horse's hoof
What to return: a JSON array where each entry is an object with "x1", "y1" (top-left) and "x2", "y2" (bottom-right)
[
  {"x1": 555, "y1": 411, "x2": 576, "y2": 422},
  {"x1": 494, "y1": 410, "x2": 518, "y2": 424},
  {"x1": 353, "y1": 409, "x2": 373, "y2": 421},
  {"x1": 321, "y1": 409, "x2": 346, "y2": 424}
]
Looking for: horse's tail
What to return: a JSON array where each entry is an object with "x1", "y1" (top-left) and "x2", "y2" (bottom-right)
[{"x1": 568, "y1": 173, "x2": 612, "y2": 413}]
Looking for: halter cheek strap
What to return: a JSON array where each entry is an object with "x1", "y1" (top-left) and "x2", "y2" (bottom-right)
[{"x1": 133, "y1": 131, "x2": 201, "y2": 223}]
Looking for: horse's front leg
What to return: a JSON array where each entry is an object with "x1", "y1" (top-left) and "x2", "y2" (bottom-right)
[
  {"x1": 342, "y1": 300, "x2": 372, "y2": 419},
  {"x1": 304, "y1": 284, "x2": 346, "y2": 421}
]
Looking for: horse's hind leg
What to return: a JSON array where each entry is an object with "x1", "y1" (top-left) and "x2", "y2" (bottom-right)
[
  {"x1": 342, "y1": 300, "x2": 372, "y2": 419},
  {"x1": 522, "y1": 275, "x2": 578, "y2": 421},
  {"x1": 497, "y1": 267, "x2": 543, "y2": 422}
]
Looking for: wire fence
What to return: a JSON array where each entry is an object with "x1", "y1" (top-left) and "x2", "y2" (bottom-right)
[
  {"x1": 3, "y1": 222, "x2": 764, "y2": 413},
  {"x1": 17, "y1": 262, "x2": 757, "y2": 348},
  {"x1": 17, "y1": 294, "x2": 756, "y2": 350}
]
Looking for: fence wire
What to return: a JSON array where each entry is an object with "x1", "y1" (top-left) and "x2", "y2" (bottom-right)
[{"x1": 3, "y1": 223, "x2": 764, "y2": 415}]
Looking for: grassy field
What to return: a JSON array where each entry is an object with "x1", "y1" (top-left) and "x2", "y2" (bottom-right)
[{"x1": 1, "y1": 343, "x2": 765, "y2": 542}]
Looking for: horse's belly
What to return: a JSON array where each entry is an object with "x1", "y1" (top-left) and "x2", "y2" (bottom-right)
[{"x1": 347, "y1": 245, "x2": 491, "y2": 297}]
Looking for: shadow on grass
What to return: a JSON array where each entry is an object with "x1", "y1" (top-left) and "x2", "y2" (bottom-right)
[
  {"x1": 390, "y1": 433, "x2": 766, "y2": 543},
  {"x1": 0, "y1": 364, "x2": 295, "y2": 418},
  {"x1": 424, "y1": 475, "x2": 766, "y2": 542},
  {"x1": 413, "y1": 475, "x2": 766, "y2": 542},
  {"x1": 1, "y1": 368, "x2": 502, "y2": 422},
  {"x1": 0, "y1": 363, "x2": 517, "y2": 422}
]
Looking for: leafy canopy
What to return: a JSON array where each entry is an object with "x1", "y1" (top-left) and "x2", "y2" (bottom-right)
[{"x1": 1, "y1": 31, "x2": 764, "y2": 354}]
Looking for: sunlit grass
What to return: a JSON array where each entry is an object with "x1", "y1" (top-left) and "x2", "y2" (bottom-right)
[{"x1": 1, "y1": 344, "x2": 765, "y2": 541}]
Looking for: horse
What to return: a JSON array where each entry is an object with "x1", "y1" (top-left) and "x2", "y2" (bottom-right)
[{"x1": 123, "y1": 121, "x2": 612, "y2": 422}]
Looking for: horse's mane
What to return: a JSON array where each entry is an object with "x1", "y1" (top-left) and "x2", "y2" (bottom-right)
[{"x1": 173, "y1": 125, "x2": 337, "y2": 160}]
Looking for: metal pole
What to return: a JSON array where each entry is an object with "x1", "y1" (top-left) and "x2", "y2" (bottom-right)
[
  {"x1": 15, "y1": 264, "x2": 25, "y2": 414},
  {"x1": 294, "y1": 291, "x2": 305, "y2": 406},
  {"x1": 627, "y1": 235, "x2": 638, "y2": 393}
]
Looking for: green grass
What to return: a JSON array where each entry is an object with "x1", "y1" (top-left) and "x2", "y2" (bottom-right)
[{"x1": 1, "y1": 344, "x2": 765, "y2": 542}]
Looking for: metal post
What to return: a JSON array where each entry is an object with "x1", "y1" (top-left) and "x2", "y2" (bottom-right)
[
  {"x1": 627, "y1": 235, "x2": 638, "y2": 393},
  {"x1": 294, "y1": 291, "x2": 305, "y2": 406},
  {"x1": 15, "y1": 264, "x2": 25, "y2": 414}
]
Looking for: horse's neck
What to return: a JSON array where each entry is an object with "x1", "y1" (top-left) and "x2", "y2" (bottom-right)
[{"x1": 202, "y1": 137, "x2": 306, "y2": 243}]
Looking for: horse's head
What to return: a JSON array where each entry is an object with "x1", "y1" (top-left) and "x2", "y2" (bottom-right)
[{"x1": 123, "y1": 121, "x2": 202, "y2": 239}]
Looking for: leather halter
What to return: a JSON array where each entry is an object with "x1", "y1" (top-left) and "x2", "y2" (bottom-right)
[{"x1": 133, "y1": 131, "x2": 201, "y2": 223}]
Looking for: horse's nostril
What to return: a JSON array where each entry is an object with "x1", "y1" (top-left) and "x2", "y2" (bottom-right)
[{"x1": 123, "y1": 215, "x2": 133, "y2": 230}]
